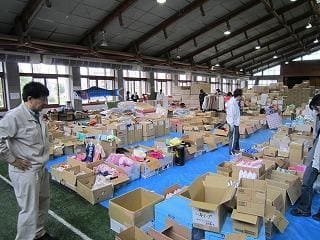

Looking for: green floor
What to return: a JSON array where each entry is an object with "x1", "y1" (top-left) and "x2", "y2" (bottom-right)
[{"x1": 0, "y1": 161, "x2": 115, "y2": 240}]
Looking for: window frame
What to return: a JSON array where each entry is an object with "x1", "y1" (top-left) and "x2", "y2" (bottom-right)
[
  {"x1": 0, "y1": 70, "x2": 6, "y2": 111},
  {"x1": 18, "y1": 63, "x2": 71, "y2": 107}
]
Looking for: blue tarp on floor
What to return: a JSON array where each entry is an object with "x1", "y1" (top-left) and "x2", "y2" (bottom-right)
[{"x1": 47, "y1": 129, "x2": 320, "y2": 240}]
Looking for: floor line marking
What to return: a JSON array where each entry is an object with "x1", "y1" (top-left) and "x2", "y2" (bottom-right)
[{"x1": 0, "y1": 173, "x2": 93, "y2": 240}]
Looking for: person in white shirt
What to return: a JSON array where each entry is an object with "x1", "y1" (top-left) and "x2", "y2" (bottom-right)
[
  {"x1": 291, "y1": 94, "x2": 320, "y2": 221},
  {"x1": 226, "y1": 89, "x2": 243, "y2": 155},
  {"x1": 156, "y1": 89, "x2": 164, "y2": 106}
]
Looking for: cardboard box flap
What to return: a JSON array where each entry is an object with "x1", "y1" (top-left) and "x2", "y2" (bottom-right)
[
  {"x1": 164, "y1": 218, "x2": 192, "y2": 239},
  {"x1": 188, "y1": 173, "x2": 212, "y2": 199},
  {"x1": 117, "y1": 226, "x2": 153, "y2": 240},
  {"x1": 190, "y1": 200, "x2": 219, "y2": 211},
  {"x1": 287, "y1": 179, "x2": 301, "y2": 205},
  {"x1": 273, "y1": 210, "x2": 289, "y2": 233},
  {"x1": 231, "y1": 210, "x2": 258, "y2": 225},
  {"x1": 225, "y1": 233, "x2": 246, "y2": 240}
]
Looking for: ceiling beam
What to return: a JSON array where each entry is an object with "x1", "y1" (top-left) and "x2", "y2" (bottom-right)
[
  {"x1": 196, "y1": 11, "x2": 311, "y2": 65},
  {"x1": 12, "y1": 0, "x2": 46, "y2": 36},
  {"x1": 245, "y1": 39, "x2": 318, "y2": 71},
  {"x1": 260, "y1": 0, "x2": 305, "y2": 50},
  {"x1": 227, "y1": 26, "x2": 316, "y2": 68},
  {"x1": 123, "y1": 0, "x2": 209, "y2": 52},
  {"x1": 78, "y1": 0, "x2": 138, "y2": 44},
  {"x1": 235, "y1": 30, "x2": 318, "y2": 70},
  {"x1": 154, "y1": 0, "x2": 261, "y2": 57},
  {"x1": 180, "y1": 1, "x2": 309, "y2": 62}
]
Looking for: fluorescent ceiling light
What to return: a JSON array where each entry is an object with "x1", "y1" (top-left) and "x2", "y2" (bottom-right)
[
  {"x1": 157, "y1": 0, "x2": 166, "y2": 3},
  {"x1": 273, "y1": 55, "x2": 278, "y2": 59},
  {"x1": 215, "y1": 63, "x2": 220, "y2": 67},
  {"x1": 255, "y1": 45, "x2": 261, "y2": 50},
  {"x1": 306, "y1": 23, "x2": 312, "y2": 29},
  {"x1": 240, "y1": 68, "x2": 243, "y2": 71},
  {"x1": 224, "y1": 30, "x2": 231, "y2": 35},
  {"x1": 285, "y1": 61, "x2": 289, "y2": 64},
  {"x1": 314, "y1": 38, "x2": 319, "y2": 44}
]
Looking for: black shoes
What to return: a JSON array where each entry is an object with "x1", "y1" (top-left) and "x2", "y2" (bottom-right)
[
  {"x1": 290, "y1": 208, "x2": 311, "y2": 217},
  {"x1": 312, "y1": 212, "x2": 320, "y2": 221},
  {"x1": 35, "y1": 233, "x2": 57, "y2": 240}
]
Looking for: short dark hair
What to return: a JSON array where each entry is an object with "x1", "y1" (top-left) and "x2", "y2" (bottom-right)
[
  {"x1": 309, "y1": 94, "x2": 320, "y2": 110},
  {"x1": 227, "y1": 92, "x2": 232, "y2": 97},
  {"x1": 233, "y1": 89, "x2": 243, "y2": 98},
  {"x1": 22, "y1": 82, "x2": 49, "y2": 102}
]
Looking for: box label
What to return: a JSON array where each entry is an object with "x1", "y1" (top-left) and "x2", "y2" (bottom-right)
[{"x1": 192, "y1": 208, "x2": 217, "y2": 228}]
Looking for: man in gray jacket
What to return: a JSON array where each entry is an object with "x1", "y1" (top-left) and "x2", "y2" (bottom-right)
[{"x1": 0, "y1": 82, "x2": 55, "y2": 239}]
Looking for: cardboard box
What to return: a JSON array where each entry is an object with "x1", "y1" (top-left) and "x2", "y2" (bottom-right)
[
  {"x1": 109, "y1": 188, "x2": 163, "y2": 230},
  {"x1": 51, "y1": 163, "x2": 72, "y2": 183},
  {"x1": 217, "y1": 162, "x2": 233, "y2": 177},
  {"x1": 231, "y1": 210, "x2": 260, "y2": 238},
  {"x1": 189, "y1": 174, "x2": 236, "y2": 233},
  {"x1": 155, "y1": 119, "x2": 165, "y2": 137},
  {"x1": 140, "y1": 157, "x2": 161, "y2": 179},
  {"x1": 116, "y1": 226, "x2": 152, "y2": 240},
  {"x1": 266, "y1": 185, "x2": 285, "y2": 214},
  {"x1": 232, "y1": 161, "x2": 265, "y2": 180},
  {"x1": 142, "y1": 121, "x2": 155, "y2": 137},
  {"x1": 134, "y1": 123, "x2": 143, "y2": 143},
  {"x1": 118, "y1": 134, "x2": 128, "y2": 147},
  {"x1": 289, "y1": 141, "x2": 304, "y2": 165},
  {"x1": 264, "y1": 146, "x2": 278, "y2": 157},
  {"x1": 61, "y1": 165, "x2": 93, "y2": 191},
  {"x1": 76, "y1": 173, "x2": 114, "y2": 204},
  {"x1": 100, "y1": 141, "x2": 117, "y2": 156},
  {"x1": 214, "y1": 129, "x2": 229, "y2": 137},
  {"x1": 266, "y1": 170, "x2": 301, "y2": 210},
  {"x1": 148, "y1": 219, "x2": 192, "y2": 240},
  {"x1": 164, "y1": 119, "x2": 170, "y2": 135},
  {"x1": 295, "y1": 124, "x2": 312, "y2": 135},
  {"x1": 237, "y1": 179, "x2": 266, "y2": 217},
  {"x1": 127, "y1": 125, "x2": 135, "y2": 145},
  {"x1": 225, "y1": 233, "x2": 246, "y2": 240}
]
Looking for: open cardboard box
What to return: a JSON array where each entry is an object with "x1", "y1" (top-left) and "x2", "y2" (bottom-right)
[
  {"x1": 88, "y1": 160, "x2": 130, "y2": 188},
  {"x1": 116, "y1": 226, "x2": 152, "y2": 240},
  {"x1": 189, "y1": 174, "x2": 237, "y2": 233},
  {"x1": 266, "y1": 170, "x2": 301, "y2": 211},
  {"x1": 76, "y1": 172, "x2": 114, "y2": 204},
  {"x1": 109, "y1": 188, "x2": 163, "y2": 231},
  {"x1": 148, "y1": 219, "x2": 192, "y2": 240},
  {"x1": 237, "y1": 179, "x2": 266, "y2": 217},
  {"x1": 51, "y1": 162, "x2": 72, "y2": 183},
  {"x1": 231, "y1": 209, "x2": 260, "y2": 238},
  {"x1": 61, "y1": 165, "x2": 93, "y2": 191},
  {"x1": 217, "y1": 161, "x2": 233, "y2": 177}
]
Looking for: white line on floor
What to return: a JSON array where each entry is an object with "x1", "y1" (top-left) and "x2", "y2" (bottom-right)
[{"x1": 0, "y1": 174, "x2": 93, "y2": 240}]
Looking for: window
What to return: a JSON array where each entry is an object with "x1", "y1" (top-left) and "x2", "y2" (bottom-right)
[
  {"x1": 0, "y1": 78, "x2": 4, "y2": 109},
  {"x1": 258, "y1": 80, "x2": 278, "y2": 86},
  {"x1": 195, "y1": 75, "x2": 208, "y2": 82},
  {"x1": 154, "y1": 72, "x2": 172, "y2": 96},
  {"x1": 263, "y1": 65, "x2": 280, "y2": 75},
  {"x1": 247, "y1": 80, "x2": 255, "y2": 89},
  {"x1": 210, "y1": 77, "x2": 220, "y2": 93},
  {"x1": 18, "y1": 63, "x2": 71, "y2": 106},
  {"x1": 154, "y1": 80, "x2": 172, "y2": 96},
  {"x1": 253, "y1": 71, "x2": 263, "y2": 76},
  {"x1": 123, "y1": 70, "x2": 147, "y2": 78},
  {"x1": 222, "y1": 78, "x2": 233, "y2": 93},
  {"x1": 80, "y1": 67, "x2": 117, "y2": 103},
  {"x1": 122, "y1": 70, "x2": 148, "y2": 97},
  {"x1": 302, "y1": 49, "x2": 320, "y2": 60},
  {"x1": 178, "y1": 73, "x2": 191, "y2": 86}
]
